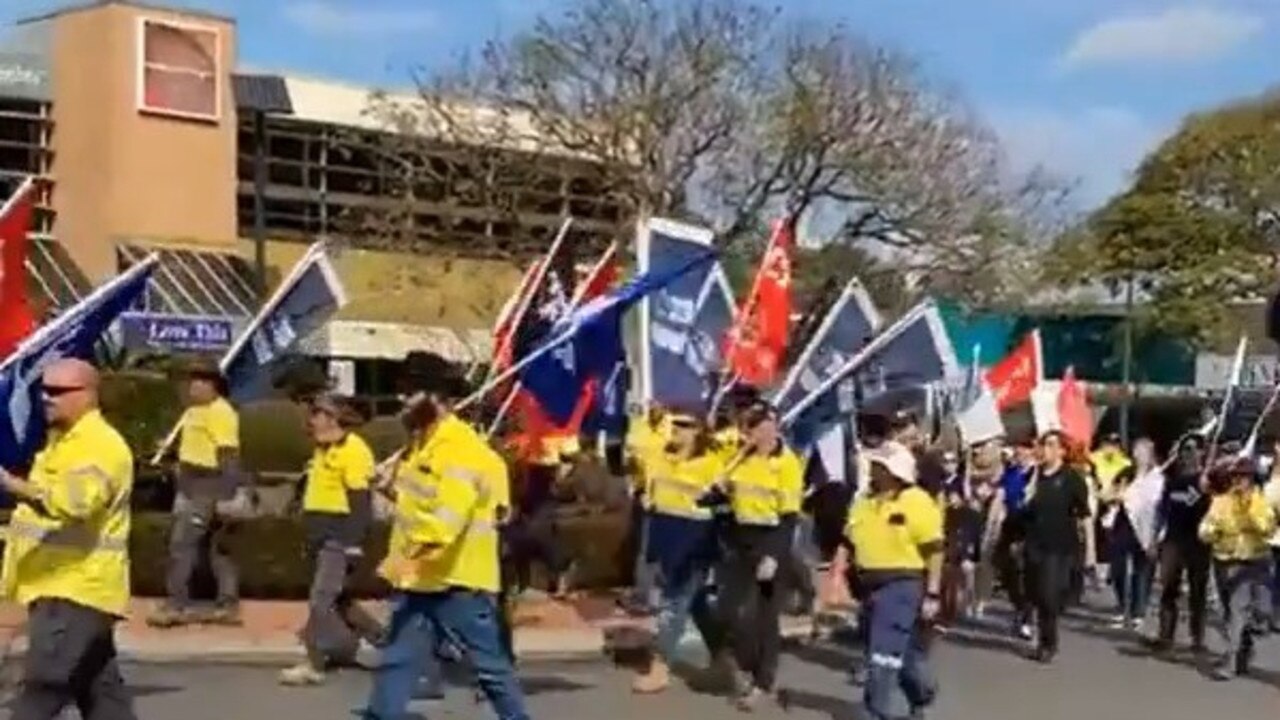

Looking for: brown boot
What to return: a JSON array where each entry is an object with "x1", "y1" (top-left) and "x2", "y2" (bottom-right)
[
  {"x1": 632, "y1": 657, "x2": 671, "y2": 694},
  {"x1": 145, "y1": 605, "x2": 193, "y2": 629}
]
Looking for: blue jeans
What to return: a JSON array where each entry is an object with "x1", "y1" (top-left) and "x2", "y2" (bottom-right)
[
  {"x1": 1110, "y1": 545, "x2": 1152, "y2": 621},
  {"x1": 364, "y1": 590, "x2": 528, "y2": 720},
  {"x1": 654, "y1": 565, "x2": 721, "y2": 661},
  {"x1": 865, "y1": 579, "x2": 935, "y2": 720}
]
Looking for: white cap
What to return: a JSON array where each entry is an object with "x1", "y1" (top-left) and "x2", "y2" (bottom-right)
[{"x1": 865, "y1": 441, "x2": 918, "y2": 485}]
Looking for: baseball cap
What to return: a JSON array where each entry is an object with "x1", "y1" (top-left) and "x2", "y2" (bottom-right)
[{"x1": 864, "y1": 441, "x2": 918, "y2": 485}]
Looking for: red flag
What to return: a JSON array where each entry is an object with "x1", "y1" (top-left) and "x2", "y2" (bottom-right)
[
  {"x1": 1057, "y1": 366, "x2": 1092, "y2": 449},
  {"x1": 511, "y1": 243, "x2": 620, "y2": 461},
  {"x1": 984, "y1": 330, "x2": 1041, "y2": 411},
  {"x1": 724, "y1": 215, "x2": 794, "y2": 386},
  {"x1": 0, "y1": 180, "x2": 37, "y2": 360}
]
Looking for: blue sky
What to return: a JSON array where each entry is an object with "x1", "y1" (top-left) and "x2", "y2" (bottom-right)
[{"x1": 5, "y1": 0, "x2": 1279, "y2": 209}]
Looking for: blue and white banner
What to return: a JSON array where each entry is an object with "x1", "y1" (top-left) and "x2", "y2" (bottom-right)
[
  {"x1": 119, "y1": 313, "x2": 236, "y2": 353},
  {"x1": 774, "y1": 277, "x2": 882, "y2": 415},
  {"x1": 637, "y1": 217, "x2": 734, "y2": 411},
  {"x1": 0, "y1": 255, "x2": 160, "y2": 471},
  {"x1": 583, "y1": 360, "x2": 629, "y2": 440},
  {"x1": 220, "y1": 242, "x2": 347, "y2": 404},
  {"x1": 783, "y1": 299, "x2": 959, "y2": 449}
]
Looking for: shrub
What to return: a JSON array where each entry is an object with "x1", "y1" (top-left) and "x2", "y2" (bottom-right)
[
  {"x1": 127, "y1": 507, "x2": 631, "y2": 599},
  {"x1": 100, "y1": 371, "x2": 183, "y2": 459}
]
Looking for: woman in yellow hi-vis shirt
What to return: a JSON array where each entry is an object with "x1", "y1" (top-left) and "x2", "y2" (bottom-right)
[
  {"x1": 830, "y1": 441, "x2": 943, "y2": 720},
  {"x1": 632, "y1": 411, "x2": 729, "y2": 694},
  {"x1": 711, "y1": 401, "x2": 803, "y2": 712},
  {"x1": 280, "y1": 394, "x2": 381, "y2": 687}
]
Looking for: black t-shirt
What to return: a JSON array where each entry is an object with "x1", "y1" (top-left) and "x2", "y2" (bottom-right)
[
  {"x1": 1023, "y1": 465, "x2": 1090, "y2": 554},
  {"x1": 1160, "y1": 467, "x2": 1210, "y2": 546}
]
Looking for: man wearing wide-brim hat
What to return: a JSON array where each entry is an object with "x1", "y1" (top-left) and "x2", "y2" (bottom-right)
[{"x1": 148, "y1": 358, "x2": 249, "y2": 628}]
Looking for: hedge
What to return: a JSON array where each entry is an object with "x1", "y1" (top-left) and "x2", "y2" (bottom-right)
[{"x1": 127, "y1": 508, "x2": 631, "y2": 600}]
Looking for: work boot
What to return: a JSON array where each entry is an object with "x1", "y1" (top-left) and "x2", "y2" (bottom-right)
[
  {"x1": 278, "y1": 663, "x2": 325, "y2": 687},
  {"x1": 145, "y1": 604, "x2": 194, "y2": 629},
  {"x1": 632, "y1": 657, "x2": 671, "y2": 694},
  {"x1": 204, "y1": 602, "x2": 244, "y2": 627}
]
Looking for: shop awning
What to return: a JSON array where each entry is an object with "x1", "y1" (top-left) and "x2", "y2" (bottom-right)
[
  {"x1": 298, "y1": 320, "x2": 493, "y2": 364},
  {"x1": 25, "y1": 238, "x2": 90, "y2": 315},
  {"x1": 118, "y1": 244, "x2": 258, "y2": 318}
]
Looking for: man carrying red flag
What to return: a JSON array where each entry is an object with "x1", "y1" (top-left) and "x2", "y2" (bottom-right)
[
  {"x1": 724, "y1": 214, "x2": 795, "y2": 387},
  {"x1": 0, "y1": 179, "x2": 38, "y2": 360}
]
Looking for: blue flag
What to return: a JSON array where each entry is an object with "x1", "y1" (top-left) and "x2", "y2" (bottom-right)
[
  {"x1": 0, "y1": 255, "x2": 159, "y2": 471},
  {"x1": 783, "y1": 300, "x2": 959, "y2": 449},
  {"x1": 774, "y1": 277, "x2": 882, "y2": 415},
  {"x1": 220, "y1": 242, "x2": 347, "y2": 403},
  {"x1": 582, "y1": 360, "x2": 629, "y2": 440},
  {"x1": 522, "y1": 251, "x2": 716, "y2": 425},
  {"x1": 638, "y1": 218, "x2": 734, "y2": 411}
]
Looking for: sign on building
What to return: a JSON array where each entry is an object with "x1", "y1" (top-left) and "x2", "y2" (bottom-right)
[
  {"x1": 0, "y1": 52, "x2": 50, "y2": 101},
  {"x1": 1195, "y1": 352, "x2": 1280, "y2": 390},
  {"x1": 119, "y1": 313, "x2": 235, "y2": 353}
]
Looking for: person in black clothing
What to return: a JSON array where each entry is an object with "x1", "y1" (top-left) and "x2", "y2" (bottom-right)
[
  {"x1": 1149, "y1": 434, "x2": 1212, "y2": 654},
  {"x1": 1022, "y1": 431, "x2": 1092, "y2": 663}
]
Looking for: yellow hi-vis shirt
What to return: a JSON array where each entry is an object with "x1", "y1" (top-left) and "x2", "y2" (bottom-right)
[
  {"x1": 177, "y1": 397, "x2": 239, "y2": 469},
  {"x1": 1089, "y1": 450, "x2": 1132, "y2": 502},
  {"x1": 1, "y1": 410, "x2": 133, "y2": 617},
  {"x1": 846, "y1": 486, "x2": 944, "y2": 572},
  {"x1": 303, "y1": 432, "x2": 376, "y2": 514},
  {"x1": 714, "y1": 426, "x2": 743, "y2": 465},
  {"x1": 380, "y1": 414, "x2": 502, "y2": 593},
  {"x1": 1199, "y1": 489, "x2": 1277, "y2": 562},
  {"x1": 726, "y1": 447, "x2": 803, "y2": 527},
  {"x1": 627, "y1": 416, "x2": 668, "y2": 490},
  {"x1": 646, "y1": 451, "x2": 723, "y2": 521}
]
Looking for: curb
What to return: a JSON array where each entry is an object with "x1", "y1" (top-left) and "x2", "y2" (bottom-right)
[{"x1": 2, "y1": 618, "x2": 831, "y2": 667}]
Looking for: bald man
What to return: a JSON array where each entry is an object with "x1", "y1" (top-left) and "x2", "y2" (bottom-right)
[{"x1": 0, "y1": 358, "x2": 137, "y2": 720}]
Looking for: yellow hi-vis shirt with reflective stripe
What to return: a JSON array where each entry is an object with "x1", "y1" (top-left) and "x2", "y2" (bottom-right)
[
  {"x1": 846, "y1": 486, "x2": 944, "y2": 572},
  {"x1": 303, "y1": 432, "x2": 375, "y2": 514},
  {"x1": 1, "y1": 410, "x2": 133, "y2": 617},
  {"x1": 380, "y1": 414, "x2": 501, "y2": 593},
  {"x1": 726, "y1": 447, "x2": 803, "y2": 527},
  {"x1": 177, "y1": 397, "x2": 239, "y2": 469},
  {"x1": 646, "y1": 451, "x2": 723, "y2": 521}
]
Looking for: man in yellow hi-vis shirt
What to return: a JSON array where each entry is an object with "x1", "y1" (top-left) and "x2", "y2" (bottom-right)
[
  {"x1": 150, "y1": 360, "x2": 247, "y2": 628},
  {"x1": 280, "y1": 394, "x2": 381, "y2": 687},
  {"x1": 363, "y1": 364, "x2": 528, "y2": 720},
  {"x1": 1, "y1": 358, "x2": 136, "y2": 720},
  {"x1": 830, "y1": 441, "x2": 943, "y2": 720},
  {"x1": 712, "y1": 401, "x2": 803, "y2": 711}
]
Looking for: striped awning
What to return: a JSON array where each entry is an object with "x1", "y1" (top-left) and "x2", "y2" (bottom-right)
[
  {"x1": 25, "y1": 238, "x2": 90, "y2": 315},
  {"x1": 117, "y1": 244, "x2": 258, "y2": 318}
]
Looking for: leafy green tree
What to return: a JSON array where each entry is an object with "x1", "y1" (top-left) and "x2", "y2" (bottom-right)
[{"x1": 1051, "y1": 92, "x2": 1280, "y2": 346}]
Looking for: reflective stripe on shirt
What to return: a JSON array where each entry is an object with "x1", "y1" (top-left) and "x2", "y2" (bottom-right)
[{"x1": 5, "y1": 520, "x2": 128, "y2": 552}]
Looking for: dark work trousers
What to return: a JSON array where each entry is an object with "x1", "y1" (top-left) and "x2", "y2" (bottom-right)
[
  {"x1": 509, "y1": 504, "x2": 571, "y2": 594},
  {"x1": 301, "y1": 544, "x2": 383, "y2": 669},
  {"x1": 13, "y1": 598, "x2": 135, "y2": 720},
  {"x1": 1157, "y1": 540, "x2": 1211, "y2": 648},
  {"x1": 1210, "y1": 558, "x2": 1270, "y2": 672},
  {"x1": 1024, "y1": 549, "x2": 1073, "y2": 653},
  {"x1": 994, "y1": 518, "x2": 1029, "y2": 624},
  {"x1": 717, "y1": 536, "x2": 785, "y2": 691},
  {"x1": 166, "y1": 493, "x2": 239, "y2": 608}
]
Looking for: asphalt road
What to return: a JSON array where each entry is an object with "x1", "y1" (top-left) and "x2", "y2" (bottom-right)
[{"x1": 5, "y1": 607, "x2": 1278, "y2": 719}]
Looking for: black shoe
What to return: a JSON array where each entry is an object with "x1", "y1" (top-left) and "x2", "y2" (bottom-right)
[{"x1": 1031, "y1": 646, "x2": 1057, "y2": 664}]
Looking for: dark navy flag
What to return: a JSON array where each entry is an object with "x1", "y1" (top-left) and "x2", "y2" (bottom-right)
[
  {"x1": 0, "y1": 255, "x2": 159, "y2": 471},
  {"x1": 783, "y1": 300, "x2": 959, "y2": 449},
  {"x1": 522, "y1": 251, "x2": 717, "y2": 425},
  {"x1": 774, "y1": 277, "x2": 882, "y2": 415},
  {"x1": 221, "y1": 242, "x2": 347, "y2": 404},
  {"x1": 638, "y1": 218, "x2": 730, "y2": 410}
]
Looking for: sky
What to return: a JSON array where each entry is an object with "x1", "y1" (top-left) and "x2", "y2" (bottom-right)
[{"x1": 3, "y1": 0, "x2": 1278, "y2": 210}]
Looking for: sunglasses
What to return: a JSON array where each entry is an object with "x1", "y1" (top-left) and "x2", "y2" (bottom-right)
[{"x1": 42, "y1": 385, "x2": 84, "y2": 398}]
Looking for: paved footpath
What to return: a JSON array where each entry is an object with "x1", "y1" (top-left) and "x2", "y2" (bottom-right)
[{"x1": 5, "y1": 604, "x2": 1276, "y2": 719}]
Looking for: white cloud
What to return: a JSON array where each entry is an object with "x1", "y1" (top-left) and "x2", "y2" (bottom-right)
[
  {"x1": 282, "y1": 2, "x2": 437, "y2": 37},
  {"x1": 1060, "y1": 6, "x2": 1263, "y2": 70},
  {"x1": 992, "y1": 106, "x2": 1169, "y2": 208}
]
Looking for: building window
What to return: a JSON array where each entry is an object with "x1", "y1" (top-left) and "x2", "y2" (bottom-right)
[{"x1": 137, "y1": 18, "x2": 220, "y2": 121}]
